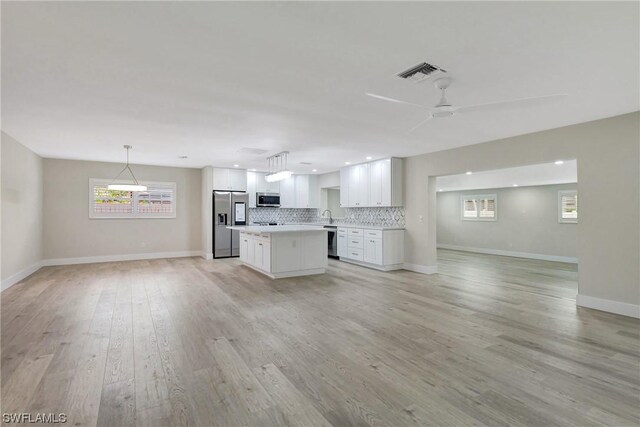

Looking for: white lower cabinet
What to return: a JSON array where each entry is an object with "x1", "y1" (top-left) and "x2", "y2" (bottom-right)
[
  {"x1": 239, "y1": 232, "x2": 271, "y2": 273},
  {"x1": 337, "y1": 232, "x2": 348, "y2": 257},
  {"x1": 339, "y1": 227, "x2": 404, "y2": 271},
  {"x1": 363, "y1": 237, "x2": 383, "y2": 265}
]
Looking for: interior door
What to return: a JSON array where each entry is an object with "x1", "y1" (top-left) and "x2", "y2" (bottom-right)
[{"x1": 213, "y1": 192, "x2": 231, "y2": 258}]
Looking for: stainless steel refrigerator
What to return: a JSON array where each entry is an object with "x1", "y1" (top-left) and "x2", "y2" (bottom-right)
[{"x1": 213, "y1": 191, "x2": 248, "y2": 258}]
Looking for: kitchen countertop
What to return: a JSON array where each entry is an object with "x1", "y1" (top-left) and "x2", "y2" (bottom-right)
[
  {"x1": 228, "y1": 225, "x2": 329, "y2": 233},
  {"x1": 278, "y1": 223, "x2": 405, "y2": 231}
]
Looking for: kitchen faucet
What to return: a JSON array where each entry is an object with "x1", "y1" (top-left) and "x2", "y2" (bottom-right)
[{"x1": 321, "y1": 209, "x2": 333, "y2": 224}]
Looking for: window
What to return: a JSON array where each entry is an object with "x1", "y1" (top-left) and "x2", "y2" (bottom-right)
[
  {"x1": 558, "y1": 190, "x2": 578, "y2": 223},
  {"x1": 461, "y1": 194, "x2": 497, "y2": 221},
  {"x1": 89, "y1": 179, "x2": 176, "y2": 219}
]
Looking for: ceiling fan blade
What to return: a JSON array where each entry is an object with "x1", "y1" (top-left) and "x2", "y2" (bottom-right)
[
  {"x1": 407, "y1": 115, "x2": 433, "y2": 134},
  {"x1": 365, "y1": 92, "x2": 427, "y2": 109},
  {"x1": 456, "y1": 93, "x2": 568, "y2": 114}
]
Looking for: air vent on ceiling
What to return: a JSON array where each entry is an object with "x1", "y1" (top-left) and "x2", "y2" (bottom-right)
[
  {"x1": 237, "y1": 147, "x2": 269, "y2": 156},
  {"x1": 299, "y1": 162, "x2": 312, "y2": 165},
  {"x1": 397, "y1": 62, "x2": 446, "y2": 83}
]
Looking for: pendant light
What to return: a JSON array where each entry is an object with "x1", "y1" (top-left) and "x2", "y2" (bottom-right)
[
  {"x1": 108, "y1": 145, "x2": 147, "y2": 191},
  {"x1": 265, "y1": 151, "x2": 293, "y2": 183}
]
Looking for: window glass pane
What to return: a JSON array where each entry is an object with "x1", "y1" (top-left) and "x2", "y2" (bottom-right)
[
  {"x1": 137, "y1": 189, "x2": 174, "y2": 214},
  {"x1": 561, "y1": 194, "x2": 578, "y2": 219},
  {"x1": 479, "y1": 198, "x2": 496, "y2": 218},
  {"x1": 463, "y1": 199, "x2": 478, "y2": 217},
  {"x1": 93, "y1": 186, "x2": 133, "y2": 214}
]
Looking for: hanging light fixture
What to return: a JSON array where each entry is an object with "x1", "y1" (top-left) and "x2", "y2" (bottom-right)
[
  {"x1": 265, "y1": 151, "x2": 293, "y2": 183},
  {"x1": 107, "y1": 145, "x2": 147, "y2": 191}
]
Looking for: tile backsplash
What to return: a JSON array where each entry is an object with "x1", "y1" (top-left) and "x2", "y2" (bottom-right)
[
  {"x1": 249, "y1": 206, "x2": 405, "y2": 228},
  {"x1": 249, "y1": 208, "x2": 318, "y2": 224},
  {"x1": 338, "y1": 207, "x2": 405, "y2": 227}
]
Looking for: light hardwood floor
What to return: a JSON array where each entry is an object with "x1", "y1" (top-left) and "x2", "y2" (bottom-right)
[{"x1": 1, "y1": 250, "x2": 639, "y2": 426}]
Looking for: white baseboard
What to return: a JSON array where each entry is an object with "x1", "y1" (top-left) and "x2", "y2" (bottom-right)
[
  {"x1": 340, "y1": 258, "x2": 404, "y2": 272},
  {"x1": 202, "y1": 253, "x2": 213, "y2": 260},
  {"x1": 437, "y1": 244, "x2": 578, "y2": 264},
  {"x1": 1, "y1": 262, "x2": 43, "y2": 292},
  {"x1": 42, "y1": 250, "x2": 202, "y2": 266},
  {"x1": 576, "y1": 294, "x2": 640, "y2": 319},
  {"x1": 403, "y1": 263, "x2": 438, "y2": 275}
]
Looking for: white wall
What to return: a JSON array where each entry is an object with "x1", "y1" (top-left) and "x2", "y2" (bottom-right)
[
  {"x1": 1, "y1": 132, "x2": 43, "y2": 290},
  {"x1": 43, "y1": 158, "x2": 202, "y2": 261},
  {"x1": 404, "y1": 112, "x2": 639, "y2": 317},
  {"x1": 318, "y1": 171, "x2": 340, "y2": 189},
  {"x1": 326, "y1": 188, "x2": 345, "y2": 218},
  {"x1": 437, "y1": 184, "x2": 578, "y2": 261}
]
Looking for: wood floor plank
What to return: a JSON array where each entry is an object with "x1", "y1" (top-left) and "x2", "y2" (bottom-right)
[{"x1": 2, "y1": 250, "x2": 638, "y2": 426}]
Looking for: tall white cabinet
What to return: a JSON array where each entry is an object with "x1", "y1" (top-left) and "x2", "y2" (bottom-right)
[{"x1": 340, "y1": 157, "x2": 403, "y2": 208}]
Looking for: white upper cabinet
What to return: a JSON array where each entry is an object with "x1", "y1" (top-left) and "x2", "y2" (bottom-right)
[
  {"x1": 340, "y1": 167, "x2": 350, "y2": 207},
  {"x1": 213, "y1": 168, "x2": 247, "y2": 191},
  {"x1": 346, "y1": 163, "x2": 369, "y2": 207},
  {"x1": 279, "y1": 174, "x2": 318, "y2": 209},
  {"x1": 279, "y1": 175, "x2": 296, "y2": 208},
  {"x1": 340, "y1": 158, "x2": 403, "y2": 207},
  {"x1": 294, "y1": 175, "x2": 319, "y2": 209}
]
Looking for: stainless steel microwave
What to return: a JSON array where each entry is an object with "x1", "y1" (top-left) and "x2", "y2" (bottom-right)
[{"x1": 256, "y1": 193, "x2": 280, "y2": 207}]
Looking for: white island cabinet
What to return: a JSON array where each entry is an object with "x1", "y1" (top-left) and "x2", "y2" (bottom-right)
[{"x1": 228, "y1": 225, "x2": 328, "y2": 278}]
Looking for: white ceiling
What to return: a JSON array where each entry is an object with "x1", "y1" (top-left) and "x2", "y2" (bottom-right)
[
  {"x1": 436, "y1": 160, "x2": 577, "y2": 192},
  {"x1": 2, "y1": 2, "x2": 638, "y2": 173}
]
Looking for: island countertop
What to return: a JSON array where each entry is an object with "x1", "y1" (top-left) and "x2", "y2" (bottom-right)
[{"x1": 227, "y1": 225, "x2": 329, "y2": 233}]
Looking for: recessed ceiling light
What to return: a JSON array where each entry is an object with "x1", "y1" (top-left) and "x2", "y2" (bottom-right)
[
  {"x1": 555, "y1": 160, "x2": 564, "y2": 165},
  {"x1": 366, "y1": 156, "x2": 372, "y2": 160},
  {"x1": 513, "y1": 184, "x2": 519, "y2": 187},
  {"x1": 438, "y1": 189, "x2": 443, "y2": 192},
  {"x1": 345, "y1": 162, "x2": 351, "y2": 165},
  {"x1": 234, "y1": 164, "x2": 239, "y2": 167},
  {"x1": 465, "y1": 171, "x2": 472, "y2": 175},
  {"x1": 250, "y1": 168, "x2": 257, "y2": 172},
  {"x1": 312, "y1": 169, "x2": 317, "y2": 172}
]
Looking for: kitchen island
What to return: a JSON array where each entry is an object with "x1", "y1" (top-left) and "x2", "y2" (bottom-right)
[{"x1": 227, "y1": 225, "x2": 328, "y2": 278}]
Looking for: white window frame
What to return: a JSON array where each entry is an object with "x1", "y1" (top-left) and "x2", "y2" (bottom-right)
[
  {"x1": 461, "y1": 194, "x2": 498, "y2": 221},
  {"x1": 89, "y1": 178, "x2": 177, "y2": 219},
  {"x1": 558, "y1": 190, "x2": 578, "y2": 224}
]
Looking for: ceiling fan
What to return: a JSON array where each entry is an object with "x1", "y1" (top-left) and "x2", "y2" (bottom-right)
[{"x1": 366, "y1": 78, "x2": 568, "y2": 133}]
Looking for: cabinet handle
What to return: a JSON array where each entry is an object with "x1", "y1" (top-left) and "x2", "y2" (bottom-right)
[
  {"x1": 258, "y1": 243, "x2": 263, "y2": 246},
  {"x1": 352, "y1": 253, "x2": 358, "y2": 256}
]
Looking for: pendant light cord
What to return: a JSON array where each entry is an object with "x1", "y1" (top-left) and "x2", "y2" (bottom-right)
[{"x1": 109, "y1": 145, "x2": 142, "y2": 186}]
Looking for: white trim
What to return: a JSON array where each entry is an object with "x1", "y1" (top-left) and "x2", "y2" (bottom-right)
[
  {"x1": 437, "y1": 244, "x2": 578, "y2": 264},
  {"x1": 461, "y1": 193, "x2": 498, "y2": 222},
  {"x1": 558, "y1": 190, "x2": 578, "y2": 224},
  {"x1": 89, "y1": 178, "x2": 177, "y2": 219},
  {"x1": 340, "y1": 258, "x2": 404, "y2": 272},
  {"x1": 42, "y1": 251, "x2": 202, "y2": 266},
  {"x1": 403, "y1": 263, "x2": 438, "y2": 275},
  {"x1": 202, "y1": 252, "x2": 214, "y2": 260},
  {"x1": 576, "y1": 294, "x2": 640, "y2": 319},
  {"x1": 240, "y1": 262, "x2": 326, "y2": 279},
  {"x1": 1, "y1": 262, "x2": 43, "y2": 292}
]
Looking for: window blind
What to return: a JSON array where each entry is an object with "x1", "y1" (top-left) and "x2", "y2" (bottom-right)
[
  {"x1": 461, "y1": 194, "x2": 497, "y2": 221},
  {"x1": 90, "y1": 179, "x2": 176, "y2": 219}
]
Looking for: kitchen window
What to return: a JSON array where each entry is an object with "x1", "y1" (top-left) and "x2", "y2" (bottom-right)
[
  {"x1": 558, "y1": 190, "x2": 578, "y2": 223},
  {"x1": 461, "y1": 194, "x2": 497, "y2": 221},
  {"x1": 89, "y1": 179, "x2": 176, "y2": 219}
]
